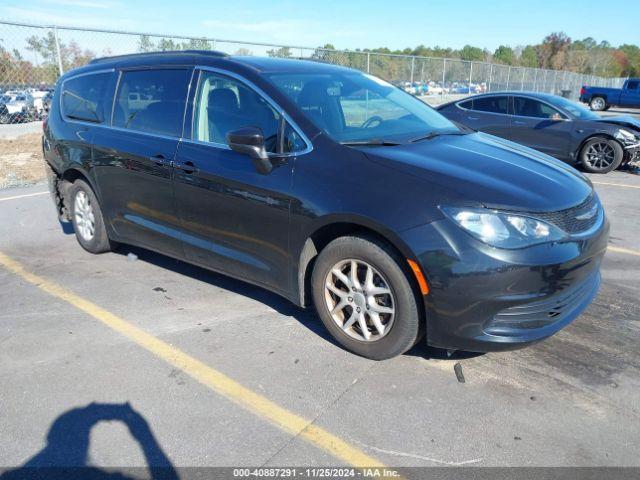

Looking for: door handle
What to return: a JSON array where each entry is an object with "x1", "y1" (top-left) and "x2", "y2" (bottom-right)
[
  {"x1": 513, "y1": 120, "x2": 526, "y2": 125},
  {"x1": 150, "y1": 154, "x2": 167, "y2": 167},
  {"x1": 176, "y1": 160, "x2": 197, "y2": 174},
  {"x1": 467, "y1": 116, "x2": 479, "y2": 121}
]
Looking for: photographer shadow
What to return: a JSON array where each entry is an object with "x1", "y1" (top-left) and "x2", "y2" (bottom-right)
[{"x1": 0, "y1": 402, "x2": 178, "y2": 480}]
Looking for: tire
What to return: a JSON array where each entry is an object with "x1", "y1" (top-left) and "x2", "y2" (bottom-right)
[
  {"x1": 68, "y1": 179, "x2": 114, "y2": 253},
  {"x1": 589, "y1": 96, "x2": 606, "y2": 111},
  {"x1": 311, "y1": 235, "x2": 423, "y2": 360},
  {"x1": 579, "y1": 136, "x2": 623, "y2": 174}
]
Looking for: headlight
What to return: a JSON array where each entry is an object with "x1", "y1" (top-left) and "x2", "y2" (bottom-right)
[
  {"x1": 441, "y1": 207, "x2": 567, "y2": 249},
  {"x1": 615, "y1": 129, "x2": 639, "y2": 143}
]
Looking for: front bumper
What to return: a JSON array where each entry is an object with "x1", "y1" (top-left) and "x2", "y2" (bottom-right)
[{"x1": 400, "y1": 214, "x2": 609, "y2": 352}]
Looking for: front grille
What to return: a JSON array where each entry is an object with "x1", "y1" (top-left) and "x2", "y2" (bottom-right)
[
  {"x1": 485, "y1": 272, "x2": 600, "y2": 336},
  {"x1": 532, "y1": 194, "x2": 600, "y2": 234}
]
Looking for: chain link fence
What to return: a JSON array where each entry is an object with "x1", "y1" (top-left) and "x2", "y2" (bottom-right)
[{"x1": 1, "y1": 19, "x2": 625, "y2": 106}]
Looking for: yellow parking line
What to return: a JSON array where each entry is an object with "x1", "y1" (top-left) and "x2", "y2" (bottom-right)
[
  {"x1": 0, "y1": 251, "x2": 384, "y2": 468},
  {"x1": 608, "y1": 245, "x2": 640, "y2": 257},
  {"x1": 592, "y1": 181, "x2": 640, "y2": 190},
  {"x1": 0, "y1": 191, "x2": 48, "y2": 202}
]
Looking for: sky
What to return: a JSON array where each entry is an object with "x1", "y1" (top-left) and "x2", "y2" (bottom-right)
[{"x1": 1, "y1": 0, "x2": 639, "y2": 53}]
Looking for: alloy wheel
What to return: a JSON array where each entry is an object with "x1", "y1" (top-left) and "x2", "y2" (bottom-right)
[
  {"x1": 585, "y1": 141, "x2": 615, "y2": 171},
  {"x1": 74, "y1": 190, "x2": 95, "y2": 241},
  {"x1": 324, "y1": 259, "x2": 395, "y2": 342},
  {"x1": 591, "y1": 97, "x2": 605, "y2": 111}
]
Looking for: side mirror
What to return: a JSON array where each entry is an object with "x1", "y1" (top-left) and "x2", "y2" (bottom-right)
[{"x1": 226, "y1": 127, "x2": 273, "y2": 175}]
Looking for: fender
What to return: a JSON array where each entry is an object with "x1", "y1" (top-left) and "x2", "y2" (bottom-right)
[{"x1": 293, "y1": 213, "x2": 420, "y2": 307}]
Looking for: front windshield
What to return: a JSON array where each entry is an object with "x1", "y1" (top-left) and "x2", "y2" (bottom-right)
[
  {"x1": 267, "y1": 70, "x2": 459, "y2": 143},
  {"x1": 548, "y1": 96, "x2": 600, "y2": 120}
]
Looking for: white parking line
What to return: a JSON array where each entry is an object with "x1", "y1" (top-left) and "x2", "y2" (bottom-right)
[
  {"x1": 592, "y1": 181, "x2": 640, "y2": 190},
  {"x1": 0, "y1": 191, "x2": 48, "y2": 202},
  {"x1": 608, "y1": 245, "x2": 640, "y2": 257}
]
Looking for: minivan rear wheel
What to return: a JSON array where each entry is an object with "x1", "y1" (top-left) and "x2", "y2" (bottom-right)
[
  {"x1": 69, "y1": 179, "x2": 114, "y2": 254},
  {"x1": 311, "y1": 235, "x2": 422, "y2": 360}
]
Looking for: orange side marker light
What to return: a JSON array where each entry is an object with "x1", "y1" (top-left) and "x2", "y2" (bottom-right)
[{"x1": 407, "y1": 259, "x2": 430, "y2": 295}]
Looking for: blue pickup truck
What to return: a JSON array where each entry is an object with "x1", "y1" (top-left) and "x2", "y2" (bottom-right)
[{"x1": 580, "y1": 78, "x2": 640, "y2": 111}]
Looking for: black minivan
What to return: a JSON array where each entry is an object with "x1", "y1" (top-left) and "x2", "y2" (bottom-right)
[{"x1": 44, "y1": 51, "x2": 608, "y2": 359}]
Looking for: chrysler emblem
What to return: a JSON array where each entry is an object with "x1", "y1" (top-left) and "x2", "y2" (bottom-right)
[{"x1": 575, "y1": 203, "x2": 598, "y2": 220}]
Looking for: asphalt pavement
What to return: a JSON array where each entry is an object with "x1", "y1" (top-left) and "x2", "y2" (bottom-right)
[{"x1": 0, "y1": 163, "x2": 639, "y2": 472}]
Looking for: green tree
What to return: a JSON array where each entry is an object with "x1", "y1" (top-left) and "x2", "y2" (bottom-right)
[
  {"x1": 182, "y1": 38, "x2": 213, "y2": 51},
  {"x1": 493, "y1": 45, "x2": 514, "y2": 65},
  {"x1": 411, "y1": 44, "x2": 433, "y2": 57},
  {"x1": 157, "y1": 38, "x2": 179, "y2": 51},
  {"x1": 573, "y1": 37, "x2": 596, "y2": 50},
  {"x1": 137, "y1": 35, "x2": 155, "y2": 52},
  {"x1": 26, "y1": 31, "x2": 61, "y2": 65},
  {"x1": 519, "y1": 45, "x2": 538, "y2": 67},
  {"x1": 24, "y1": 31, "x2": 96, "y2": 79},
  {"x1": 459, "y1": 45, "x2": 484, "y2": 61},
  {"x1": 266, "y1": 47, "x2": 291, "y2": 58},
  {"x1": 619, "y1": 44, "x2": 640, "y2": 76},
  {"x1": 312, "y1": 43, "x2": 336, "y2": 61}
]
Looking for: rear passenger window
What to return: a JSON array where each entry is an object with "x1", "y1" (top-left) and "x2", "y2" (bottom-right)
[
  {"x1": 459, "y1": 96, "x2": 508, "y2": 114},
  {"x1": 62, "y1": 72, "x2": 112, "y2": 123},
  {"x1": 113, "y1": 69, "x2": 191, "y2": 137},
  {"x1": 471, "y1": 96, "x2": 509, "y2": 115}
]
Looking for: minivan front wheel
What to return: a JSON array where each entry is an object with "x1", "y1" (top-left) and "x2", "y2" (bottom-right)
[
  {"x1": 69, "y1": 179, "x2": 113, "y2": 254},
  {"x1": 311, "y1": 235, "x2": 422, "y2": 360}
]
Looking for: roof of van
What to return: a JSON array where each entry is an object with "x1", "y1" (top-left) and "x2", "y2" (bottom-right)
[
  {"x1": 89, "y1": 49, "x2": 228, "y2": 64},
  {"x1": 84, "y1": 50, "x2": 356, "y2": 75},
  {"x1": 228, "y1": 55, "x2": 355, "y2": 73}
]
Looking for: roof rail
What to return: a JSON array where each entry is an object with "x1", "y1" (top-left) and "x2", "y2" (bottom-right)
[
  {"x1": 89, "y1": 49, "x2": 228, "y2": 64},
  {"x1": 293, "y1": 57, "x2": 331, "y2": 64}
]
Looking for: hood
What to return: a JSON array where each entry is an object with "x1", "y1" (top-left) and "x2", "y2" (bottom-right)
[
  {"x1": 594, "y1": 115, "x2": 640, "y2": 132},
  {"x1": 361, "y1": 132, "x2": 593, "y2": 213}
]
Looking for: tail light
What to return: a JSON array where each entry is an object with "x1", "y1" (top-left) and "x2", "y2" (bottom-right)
[
  {"x1": 580, "y1": 86, "x2": 586, "y2": 96},
  {"x1": 42, "y1": 117, "x2": 47, "y2": 131}
]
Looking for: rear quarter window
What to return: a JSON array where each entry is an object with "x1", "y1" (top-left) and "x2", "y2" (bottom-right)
[{"x1": 62, "y1": 72, "x2": 113, "y2": 123}]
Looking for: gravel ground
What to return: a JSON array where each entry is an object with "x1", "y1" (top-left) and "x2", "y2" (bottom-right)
[
  {"x1": 0, "y1": 133, "x2": 45, "y2": 189},
  {"x1": 0, "y1": 120, "x2": 42, "y2": 140}
]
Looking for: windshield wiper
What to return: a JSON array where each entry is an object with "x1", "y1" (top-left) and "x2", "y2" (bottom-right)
[
  {"x1": 340, "y1": 139, "x2": 402, "y2": 146},
  {"x1": 409, "y1": 130, "x2": 470, "y2": 143}
]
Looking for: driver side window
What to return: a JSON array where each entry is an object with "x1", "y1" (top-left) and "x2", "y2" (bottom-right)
[
  {"x1": 194, "y1": 71, "x2": 281, "y2": 153},
  {"x1": 513, "y1": 97, "x2": 566, "y2": 120}
]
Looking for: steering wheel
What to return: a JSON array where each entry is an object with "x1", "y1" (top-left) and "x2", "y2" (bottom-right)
[{"x1": 361, "y1": 115, "x2": 384, "y2": 129}]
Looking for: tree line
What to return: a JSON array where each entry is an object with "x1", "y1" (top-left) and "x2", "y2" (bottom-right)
[
  {"x1": 1, "y1": 30, "x2": 638, "y2": 87},
  {"x1": 356, "y1": 32, "x2": 639, "y2": 78}
]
